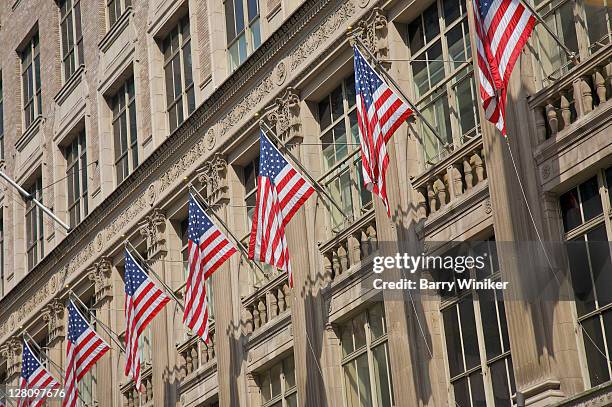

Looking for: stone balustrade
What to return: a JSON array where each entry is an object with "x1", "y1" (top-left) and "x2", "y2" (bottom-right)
[
  {"x1": 412, "y1": 136, "x2": 487, "y2": 218},
  {"x1": 531, "y1": 46, "x2": 611, "y2": 142},
  {"x1": 176, "y1": 325, "x2": 216, "y2": 379},
  {"x1": 122, "y1": 366, "x2": 153, "y2": 407},
  {"x1": 242, "y1": 273, "x2": 292, "y2": 334},
  {"x1": 318, "y1": 211, "x2": 378, "y2": 282}
]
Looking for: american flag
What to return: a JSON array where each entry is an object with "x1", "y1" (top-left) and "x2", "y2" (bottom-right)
[
  {"x1": 473, "y1": 0, "x2": 536, "y2": 135},
  {"x1": 63, "y1": 301, "x2": 110, "y2": 407},
  {"x1": 184, "y1": 194, "x2": 236, "y2": 341},
  {"x1": 123, "y1": 249, "x2": 170, "y2": 391},
  {"x1": 17, "y1": 340, "x2": 60, "y2": 407},
  {"x1": 248, "y1": 131, "x2": 315, "y2": 287},
  {"x1": 354, "y1": 47, "x2": 412, "y2": 215}
]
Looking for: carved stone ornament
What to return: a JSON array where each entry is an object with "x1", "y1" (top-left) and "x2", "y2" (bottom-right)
[
  {"x1": 267, "y1": 88, "x2": 301, "y2": 143},
  {"x1": 88, "y1": 257, "x2": 113, "y2": 305},
  {"x1": 205, "y1": 128, "x2": 216, "y2": 150},
  {"x1": 1, "y1": 337, "x2": 23, "y2": 379},
  {"x1": 196, "y1": 154, "x2": 229, "y2": 207},
  {"x1": 139, "y1": 208, "x2": 167, "y2": 259},
  {"x1": 351, "y1": 8, "x2": 389, "y2": 62},
  {"x1": 42, "y1": 299, "x2": 66, "y2": 345}
]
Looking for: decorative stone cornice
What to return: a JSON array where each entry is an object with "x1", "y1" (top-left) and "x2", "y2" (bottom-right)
[
  {"x1": 196, "y1": 154, "x2": 229, "y2": 207},
  {"x1": 350, "y1": 7, "x2": 388, "y2": 63},
  {"x1": 267, "y1": 88, "x2": 301, "y2": 143},
  {"x1": 88, "y1": 257, "x2": 113, "y2": 305},
  {"x1": 1, "y1": 337, "x2": 22, "y2": 379},
  {"x1": 139, "y1": 209, "x2": 167, "y2": 259},
  {"x1": 42, "y1": 299, "x2": 65, "y2": 345}
]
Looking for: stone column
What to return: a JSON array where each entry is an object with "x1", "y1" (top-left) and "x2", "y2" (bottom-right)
[
  {"x1": 464, "y1": 0, "x2": 581, "y2": 404},
  {"x1": 88, "y1": 258, "x2": 115, "y2": 407},
  {"x1": 42, "y1": 300, "x2": 65, "y2": 407},
  {"x1": 266, "y1": 89, "x2": 326, "y2": 406},
  {"x1": 351, "y1": 11, "x2": 431, "y2": 406},
  {"x1": 1, "y1": 337, "x2": 23, "y2": 391},
  {"x1": 195, "y1": 154, "x2": 246, "y2": 406},
  {"x1": 139, "y1": 209, "x2": 177, "y2": 407}
]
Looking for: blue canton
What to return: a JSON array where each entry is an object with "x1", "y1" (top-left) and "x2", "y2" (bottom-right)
[
  {"x1": 20, "y1": 342, "x2": 41, "y2": 379},
  {"x1": 67, "y1": 302, "x2": 89, "y2": 343},
  {"x1": 188, "y1": 195, "x2": 213, "y2": 242},
  {"x1": 259, "y1": 132, "x2": 288, "y2": 180},
  {"x1": 354, "y1": 48, "x2": 383, "y2": 110},
  {"x1": 124, "y1": 250, "x2": 148, "y2": 297}
]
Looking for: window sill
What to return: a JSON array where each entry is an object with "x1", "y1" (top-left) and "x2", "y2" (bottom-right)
[
  {"x1": 16, "y1": 116, "x2": 42, "y2": 152},
  {"x1": 53, "y1": 64, "x2": 85, "y2": 106},
  {"x1": 99, "y1": 6, "x2": 133, "y2": 52}
]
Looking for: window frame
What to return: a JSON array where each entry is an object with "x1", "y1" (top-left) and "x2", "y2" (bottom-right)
[
  {"x1": 111, "y1": 76, "x2": 139, "y2": 184},
  {"x1": 225, "y1": 0, "x2": 261, "y2": 71},
  {"x1": 339, "y1": 304, "x2": 394, "y2": 407},
  {"x1": 162, "y1": 16, "x2": 195, "y2": 133},
  {"x1": 561, "y1": 167, "x2": 612, "y2": 388},
  {"x1": 59, "y1": 0, "x2": 84, "y2": 82},
  {"x1": 405, "y1": 0, "x2": 480, "y2": 166},
  {"x1": 107, "y1": 0, "x2": 132, "y2": 29},
  {"x1": 317, "y1": 75, "x2": 372, "y2": 232},
  {"x1": 21, "y1": 33, "x2": 42, "y2": 130},
  {"x1": 259, "y1": 355, "x2": 298, "y2": 407},
  {"x1": 25, "y1": 176, "x2": 44, "y2": 270},
  {"x1": 65, "y1": 130, "x2": 88, "y2": 228}
]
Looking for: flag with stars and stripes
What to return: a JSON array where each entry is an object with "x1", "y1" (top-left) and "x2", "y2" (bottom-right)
[
  {"x1": 184, "y1": 194, "x2": 236, "y2": 341},
  {"x1": 63, "y1": 300, "x2": 110, "y2": 407},
  {"x1": 17, "y1": 340, "x2": 60, "y2": 407},
  {"x1": 473, "y1": 0, "x2": 536, "y2": 135},
  {"x1": 248, "y1": 131, "x2": 315, "y2": 287},
  {"x1": 123, "y1": 249, "x2": 170, "y2": 391},
  {"x1": 354, "y1": 47, "x2": 412, "y2": 215}
]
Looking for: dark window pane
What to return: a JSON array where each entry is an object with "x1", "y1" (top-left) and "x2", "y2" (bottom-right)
[
  {"x1": 443, "y1": 306, "x2": 464, "y2": 377},
  {"x1": 247, "y1": 0, "x2": 258, "y2": 21},
  {"x1": 490, "y1": 360, "x2": 512, "y2": 407},
  {"x1": 459, "y1": 299, "x2": 480, "y2": 371},
  {"x1": 330, "y1": 85, "x2": 344, "y2": 123},
  {"x1": 469, "y1": 372, "x2": 487, "y2": 407},
  {"x1": 423, "y1": 4, "x2": 440, "y2": 42},
  {"x1": 607, "y1": 167, "x2": 612, "y2": 203},
  {"x1": 568, "y1": 237, "x2": 596, "y2": 316},
  {"x1": 452, "y1": 377, "x2": 470, "y2": 407},
  {"x1": 234, "y1": 0, "x2": 245, "y2": 34},
  {"x1": 579, "y1": 177, "x2": 603, "y2": 221},
  {"x1": 587, "y1": 225, "x2": 612, "y2": 306},
  {"x1": 560, "y1": 188, "x2": 581, "y2": 231},
  {"x1": 318, "y1": 98, "x2": 331, "y2": 130},
  {"x1": 408, "y1": 18, "x2": 424, "y2": 54},
  {"x1": 444, "y1": 0, "x2": 461, "y2": 24},
  {"x1": 225, "y1": 0, "x2": 236, "y2": 41},
  {"x1": 582, "y1": 316, "x2": 610, "y2": 386},
  {"x1": 480, "y1": 292, "x2": 502, "y2": 359}
]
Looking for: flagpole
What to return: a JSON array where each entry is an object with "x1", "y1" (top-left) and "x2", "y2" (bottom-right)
[
  {"x1": 188, "y1": 184, "x2": 269, "y2": 277},
  {"x1": 124, "y1": 242, "x2": 186, "y2": 313},
  {"x1": 517, "y1": 0, "x2": 577, "y2": 61},
  {"x1": 349, "y1": 35, "x2": 451, "y2": 150},
  {"x1": 22, "y1": 332, "x2": 66, "y2": 376},
  {"x1": 259, "y1": 120, "x2": 353, "y2": 223},
  {"x1": 68, "y1": 292, "x2": 126, "y2": 354}
]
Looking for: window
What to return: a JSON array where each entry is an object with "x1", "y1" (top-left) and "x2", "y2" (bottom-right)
[
  {"x1": 561, "y1": 168, "x2": 612, "y2": 388},
  {"x1": 533, "y1": 0, "x2": 610, "y2": 86},
  {"x1": 259, "y1": 355, "x2": 297, "y2": 407},
  {"x1": 340, "y1": 304, "x2": 393, "y2": 407},
  {"x1": 406, "y1": 0, "x2": 479, "y2": 164},
  {"x1": 111, "y1": 76, "x2": 138, "y2": 183},
  {"x1": 439, "y1": 239, "x2": 516, "y2": 407},
  {"x1": 163, "y1": 16, "x2": 195, "y2": 133},
  {"x1": 225, "y1": 0, "x2": 261, "y2": 71},
  {"x1": 26, "y1": 176, "x2": 44, "y2": 270},
  {"x1": 21, "y1": 33, "x2": 42, "y2": 129},
  {"x1": 0, "y1": 73, "x2": 4, "y2": 160},
  {"x1": 59, "y1": 0, "x2": 83, "y2": 81},
  {"x1": 318, "y1": 75, "x2": 371, "y2": 229},
  {"x1": 65, "y1": 130, "x2": 88, "y2": 227},
  {"x1": 107, "y1": 0, "x2": 131, "y2": 28}
]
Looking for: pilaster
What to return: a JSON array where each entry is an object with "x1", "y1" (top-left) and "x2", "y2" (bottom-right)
[{"x1": 42, "y1": 299, "x2": 65, "y2": 407}]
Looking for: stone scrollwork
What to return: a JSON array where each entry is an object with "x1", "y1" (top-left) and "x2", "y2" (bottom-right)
[
  {"x1": 1, "y1": 337, "x2": 23, "y2": 379},
  {"x1": 196, "y1": 154, "x2": 229, "y2": 207},
  {"x1": 267, "y1": 87, "x2": 301, "y2": 144},
  {"x1": 351, "y1": 8, "x2": 389, "y2": 63},
  {"x1": 139, "y1": 209, "x2": 167, "y2": 259},
  {"x1": 88, "y1": 257, "x2": 113, "y2": 305},
  {"x1": 42, "y1": 299, "x2": 65, "y2": 345}
]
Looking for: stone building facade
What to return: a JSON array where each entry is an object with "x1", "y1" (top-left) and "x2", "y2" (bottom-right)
[{"x1": 0, "y1": 0, "x2": 610, "y2": 405}]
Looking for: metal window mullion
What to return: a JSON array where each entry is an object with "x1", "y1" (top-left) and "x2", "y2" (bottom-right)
[
  {"x1": 472, "y1": 293, "x2": 496, "y2": 406},
  {"x1": 124, "y1": 84, "x2": 136, "y2": 174}
]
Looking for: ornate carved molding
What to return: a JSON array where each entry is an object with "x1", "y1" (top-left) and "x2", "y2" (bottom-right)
[
  {"x1": 196, "y1": 154, "x2": 229, "y2": 207},
  {"x1": 1, "y1": 337, "x2": 22, "y2": 379},
  {"x1": 88, "y1": 257, "x2": 113, "y2": 305},
  {"x1": 139, "y1": 209, "x2": 167, "y2": 259},
  {"x1": 350, "y1": 8, "x2": 388, "y2": 63},
  {"x1": 267, "y1": 88, "x2": 301, "y2": 143},
  {"x1": 42, "y1": 300, "x2": 65, "y2": 345}
]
